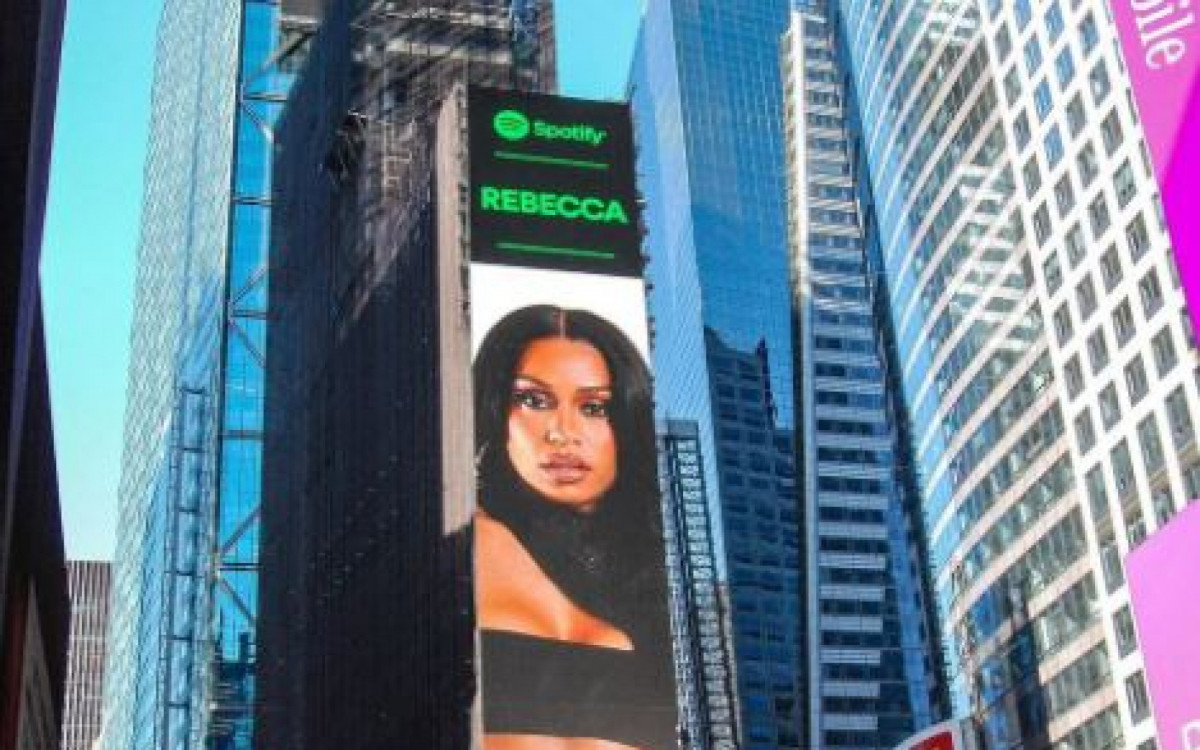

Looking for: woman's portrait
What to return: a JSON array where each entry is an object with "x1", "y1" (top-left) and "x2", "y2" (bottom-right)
[{"x1": 473, "y1": 304, "x2": 677, "y2": 750}]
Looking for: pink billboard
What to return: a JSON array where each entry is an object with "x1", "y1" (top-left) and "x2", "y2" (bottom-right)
[
  {"x1": 1111, "y1": 1, "x2": 1200, "y2": 328},
  {"x1": 1127, "y1": 502, "x2": 1200, "y2": 750}
]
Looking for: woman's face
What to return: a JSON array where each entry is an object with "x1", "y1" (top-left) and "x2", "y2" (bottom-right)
[{"x1": 506, "y1": 336, "x2": 617, "y2": 511}]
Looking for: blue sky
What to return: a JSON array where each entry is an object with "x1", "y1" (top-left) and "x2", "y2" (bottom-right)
[{"x1": 42, "y1": 1, "x2": 644, "y2": 560}]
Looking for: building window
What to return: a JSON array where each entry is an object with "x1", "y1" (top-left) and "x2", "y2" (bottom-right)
[
  {"x1": 1013, "y1": 111, "x2": 1032, "y2": 149},
  {"x1": 1060, "y1": 175, "x2": 1080, "y2": 214},
  {"x1": 1054, "y1": 304, "x2": 1074, "y2": 344},
  {"x1": 1025, "y1": 36, "x2": 1044, "y2": 74},
  {"x1": 1139, "y1": 267, "x2": 1164, "y2": 316},
  {"x1": 1034, "y1": 203, "x2": 1052, "y2": 244},
  {"x1": 1089, "y1": 329, "x2": 1112, "y2": 373},
  {"x1": 1045, "y1": 125, "x2": 1065, "y2": 167},
  {"x1": 1078, "y1": 141, "x2": 1100, "y2": 185},
  {"x1": 1152, "y1": 327, "x2": 1178, "y2": 375},
  {"x1": 996, "y1": 23, "x2": 1013, "y2": 60},
  {"x1": 1102, "y1": 109, "x2": 1124, "y2": 154},
  {"x1": 1064, "y1": 355, "x2": 1084, "y2": 397},
  {"x1": 1152, "y1": 486, "x2": 1176, "y2": 526},
  {"x1": 1035, "y1": 79, "x2": 1053, "y2": 120},
  {"x1": 1127, "y1": 214, "x2": 1151, "y2": 260},
  {"x1": 1017, "y1": 0, "x2": 1032, "y2": 28},
  {"x1": 1126, "y1": 672, "x2": 1151, "y2": 723},
  {"x1": 1046, "y1": 0, "x2": 1065, "y2": 40},
  {"x1": 1081, "y1": 12, "x2": 1100, "y2": 54},
  {"x1": 1112, "y1": 440, "x2": 1136, "y2": 498},
  {"x1": 1101, "y1": 540, "x2": 1125, "y2": 592},
  {"x1": 1089, "y1": 193, "x2": 1111, "y2": 235},
  {"x1": 1113, "y1": 606, "x2": 1138, "y2": 656},
  {"x1": 1090, "y1": 61, "x2": 1111, "y2": 103},
  {"x1": 1113, "y1": 299, "x2": 1136, "y2": 347},
  {"x1": 1066, "y1": 94, "x2": 1086, "y2": 136},
  {"x1": 1167, "y1": 386, "x2": 1195, "y2": 450},
  {"x1": 1077, "y1": 276, "x2": 1098, "y2": 320},
  {"x1": 1185, "y1": 460, "x2": 1200, "y2": 498},
  {"x1": 1087, "y1": 464, "x2": 1111, "y2": 523},
  {"x1": 1076, "y1": 409, "x2": 1096, "y2": 452},
  {"x1": 1126, "y1": 355, "x2": 1149, "y2": 404},
  {"x1": 1044, "y1": 252, "x2": 1063, "y2": 293},
  {"x1": 1025, "y1": 157, "x2": 1043, "y2": 194},
  {"x1": 1138, "y1": 412, "x2": 1164, "y2": 473},
  {"x1": 1005, "y1": 67, "x2": 1022, "y2": 105},
  {"x1": 1065, "y1": 223, "x2": 1086, "y2": 266},
  {"x1": 1099, "y1": 383, "x2": 1121, "y2": 428},
  {"x1": 1056, "y1": 47, "x2": 1076, "y2": 86},
  {"x1": 1115, "y1": 160, "x2": 1138, "y2": 208},
  {"x1": 1100, "y1": 245, "x2": 1123, "y2": 291}
]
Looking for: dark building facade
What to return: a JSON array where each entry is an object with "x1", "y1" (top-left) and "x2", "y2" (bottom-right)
[
  {"x1": 257, "y1": 2, "x2": 554, "y2": 747},
  {"x1": 62, "y1": 561, "x2": 111, "y2": 750},
  {"x1": 0, "y1": 0, "x2": 70, "y2": 747},
  {"x1": 658, "y1": 419, "x2": 740, "y2": 749}
]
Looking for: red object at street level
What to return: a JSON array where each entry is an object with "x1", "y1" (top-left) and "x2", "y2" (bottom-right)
[{"x1": 894, "y1": 719, "x2": 973, "y2": 750}]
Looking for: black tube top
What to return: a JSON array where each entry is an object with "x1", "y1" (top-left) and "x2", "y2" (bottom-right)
[{"x1": 481, "y1": 629, "x2": 677, "y2": 749}]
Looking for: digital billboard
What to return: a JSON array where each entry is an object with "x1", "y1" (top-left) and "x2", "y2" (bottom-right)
[
  {"x1": 1127, "y1": 502, "x2": 1200, "y2": 750},
  {"x1": 467, "y1": 87, "x2": 678, "y2": 749},
  {"x1": 1111, "y1": 2, "x2": 1200, "y2": 329}
]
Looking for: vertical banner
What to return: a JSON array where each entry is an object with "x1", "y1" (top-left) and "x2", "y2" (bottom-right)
[
  {"x1": 467, "y1": 87, "x2": 679, "y2": 749},
  {"x1": 1111, "y1": 3, "x2": 1200, "y2": 323},
  {"x1": 1127, "y1": 502, "x2": 1200, "y2": 750}
]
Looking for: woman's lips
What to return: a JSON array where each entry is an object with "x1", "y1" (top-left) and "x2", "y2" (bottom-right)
[{"x1": 539, "y1": 454, "x2": 591, "y2": 484}]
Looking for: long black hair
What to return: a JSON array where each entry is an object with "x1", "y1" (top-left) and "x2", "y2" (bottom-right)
[{"x1": 474, "y1": 305, "x2": 668, "y2": 648}]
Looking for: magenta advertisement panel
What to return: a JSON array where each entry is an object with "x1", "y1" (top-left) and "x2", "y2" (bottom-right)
[
  {"x1": 1111, "y1": 1, "x2": 1200, "y2": 329},
  {"x1": 1127, "y1": 502, "x2": 1200, "y2": 750}
]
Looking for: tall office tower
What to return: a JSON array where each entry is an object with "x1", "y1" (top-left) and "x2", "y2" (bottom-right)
[
  {"x1": 62, "y1": 562, "x2": 111, "y2": 750},
  {"x1": 630, "y1": 1, "x2": 947, "y2": 746},
  {"x1": 658, "y1": 419, "x2": 741, "y2": 748},
  {"x1": 781, "y1": 8, "x2": 948, "y2": 750},
  {"x1": 830, "y1": 0, "x2": 1200, "y2": 747},
  {"x1": 0, "y1": 0, "x2": 70, "y2": 746},
  {"x1": 101, "y1": 0, "x2": 314, "y2": 747},
  {"x1": 258, "y1": 3, "x2": 554, "y2": 747}
]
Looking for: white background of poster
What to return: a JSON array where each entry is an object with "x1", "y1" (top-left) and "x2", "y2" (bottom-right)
[{"x1": 470, "y1": 263, "x2": 650, "y2": 359}]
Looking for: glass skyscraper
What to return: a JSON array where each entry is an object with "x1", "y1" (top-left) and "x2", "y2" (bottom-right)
[
  {"x1": 831, "y1": 0, "x2": 1200, "y2": 747},
  {"x1": 630, "y1": 2, "x2": 945, "y2": 747},
  {"x1": 630, "y1": 2, "x2": 800, "y2": 744},
  {"x1": 102, "y1": 0, "x2": 304, "y2": 747},
  {"x1": 782, "y1": 7, "x2": 947, "y2": 748}
]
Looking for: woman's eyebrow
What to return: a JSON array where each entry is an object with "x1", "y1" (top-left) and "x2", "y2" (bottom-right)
[
  {"x1": 576, "y1": 385, "x2": 613, "y2": 394},
  {"x1": 512, "y1": 374, "x2": 551, "y2": 388}
]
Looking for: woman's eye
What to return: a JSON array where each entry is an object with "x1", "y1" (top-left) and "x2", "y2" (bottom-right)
[
  {"x1": 580, "y1": 400, "x2": 610, "y2": 418},
  {"x1": 512, "y1": 389, "x2": 552, "y2": 410}
]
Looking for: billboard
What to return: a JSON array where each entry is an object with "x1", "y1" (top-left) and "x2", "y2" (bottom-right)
[
  {"x1": 467, "y1": 87, "x2": 678, "y2": 748},
  {"x1": 1110, "y1": 3, "x2": 1200, "y2": 328},
  {"x1": 1127, "y1": 502, "x2": 1200, "y2": 750}
]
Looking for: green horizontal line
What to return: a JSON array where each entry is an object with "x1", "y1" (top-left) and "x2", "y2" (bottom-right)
[
  {"x1": 496, "y1": 241, "x2": 615, "y2": 260},
  {"x1": 494, "y1": 150, "x2": 610, "y2": 171}
]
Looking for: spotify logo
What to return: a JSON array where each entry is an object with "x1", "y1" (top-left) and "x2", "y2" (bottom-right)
[{"x1": 493, "y1": 110, "x2": 531, "y2": 141}]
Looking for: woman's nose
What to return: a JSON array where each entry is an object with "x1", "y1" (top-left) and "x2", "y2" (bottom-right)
[{"x1": 545, "y1": 407, "x2": 580, "y2": 445}]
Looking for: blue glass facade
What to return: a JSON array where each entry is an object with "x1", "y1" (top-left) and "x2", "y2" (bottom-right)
[
  {"x1": 631, "y1": 2, "x2": 806, "y2": 747},
  {"x1": 783, "y1": 7, "x2": 945, "y2": 748},
  {"x1": 632, "y1": 1, "x2": 949, "y2": 746},
  {"x1": 103, "y1": 0, "x2": 296, "y2": 747},
  {"x1": 829, "y1": 2, "x2": 1111, "y2": 747}
]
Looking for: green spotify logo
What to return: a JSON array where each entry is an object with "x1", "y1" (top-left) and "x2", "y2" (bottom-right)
[{"x1": 493, "y1": 110, "x2": 531, "y2": 141}]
